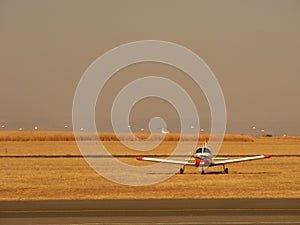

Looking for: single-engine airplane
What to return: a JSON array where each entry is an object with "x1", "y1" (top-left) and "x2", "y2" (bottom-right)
[{"x1": 136, "y1": 140, "x2": 271, "y2": 174}]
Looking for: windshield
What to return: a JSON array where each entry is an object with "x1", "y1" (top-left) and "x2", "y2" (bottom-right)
[{"x1": 196, "y1": 147, "x2": 212, "y2": 154}]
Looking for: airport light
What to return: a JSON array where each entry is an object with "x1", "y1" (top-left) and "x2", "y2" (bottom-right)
[
  {"x1": 1, "y1": 125, "x2": 5, "y2": 128},
  {"x1": 34, "y1": 126, "x2": 38, "y2": 130},
  {"x1": 19, "y1": 128, "x2": 22, "y2": 131}
]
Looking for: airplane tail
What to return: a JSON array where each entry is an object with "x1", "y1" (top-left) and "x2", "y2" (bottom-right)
[{"x1": 203, "y1": 137, "x2": 208, "y2": 148}]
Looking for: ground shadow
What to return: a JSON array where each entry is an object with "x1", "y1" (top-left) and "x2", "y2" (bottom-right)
[
  {"x1": 147, "y1": 171, "x2": 281, "y2": 175},
  {"x1": 231, "y1": 171, "x2": 281, "y2": 175}
]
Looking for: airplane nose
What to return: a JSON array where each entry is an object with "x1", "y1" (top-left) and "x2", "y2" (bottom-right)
[{"x1": 195, "y1": 158, "x2": 201, "y2": 167}]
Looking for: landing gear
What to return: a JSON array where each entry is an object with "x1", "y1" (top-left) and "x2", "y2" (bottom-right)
[
  {"x1": 180, "y1": 167, "x2": 184, "y2": 174},
  {"x1": 223, "y1": 165, "x2": 229, "y2": 174},
  {"x1": 224, "y1": 168, "x2": 229, "y2": 174},
  {"x1": 200, "y1": 167, "x2": 205, "y2": 174}
]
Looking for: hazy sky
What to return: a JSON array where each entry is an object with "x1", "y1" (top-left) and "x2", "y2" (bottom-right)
[{"x1": 0, "y1": 0, "x2": 299, "y2": 135}]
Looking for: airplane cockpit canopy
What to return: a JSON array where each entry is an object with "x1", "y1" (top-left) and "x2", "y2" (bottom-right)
[{"x1": 196, "y1": 147, "x2": 212, "y2": 154}]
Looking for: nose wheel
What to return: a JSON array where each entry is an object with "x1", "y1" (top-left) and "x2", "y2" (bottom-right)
[{"x1": 200, "y1": 167, "x2": 205, "y2": 174}]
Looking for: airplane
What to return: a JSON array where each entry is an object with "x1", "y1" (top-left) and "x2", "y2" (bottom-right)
[{"x1": 136, "y1": 140, "x2": 271, "y2": 174}]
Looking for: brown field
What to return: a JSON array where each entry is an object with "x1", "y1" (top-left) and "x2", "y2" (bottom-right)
[{"x1": 0, "y1": 135, "x2": 299, "y2": 200}]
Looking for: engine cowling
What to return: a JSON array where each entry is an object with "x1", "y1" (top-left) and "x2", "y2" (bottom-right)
[{"x1": 195, "y1": 158, "x2": 211, "y2": 167}]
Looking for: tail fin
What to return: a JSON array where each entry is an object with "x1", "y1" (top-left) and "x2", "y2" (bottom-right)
[{"x1": 203, "y1": 137, "x2": 208, "y2": 148}]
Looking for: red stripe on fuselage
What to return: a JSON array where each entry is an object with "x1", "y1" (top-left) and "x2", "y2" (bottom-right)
[{"x1": 195, "y1": 158, "x2": 211, "y2": 167}]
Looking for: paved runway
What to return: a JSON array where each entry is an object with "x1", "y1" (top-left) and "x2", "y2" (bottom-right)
[{"x1": 1, "y1": 199, "x2": 299, "y2": 224}]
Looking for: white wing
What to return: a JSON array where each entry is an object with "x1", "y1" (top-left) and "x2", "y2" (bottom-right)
[
  {"x1": 213, "y1": 157, "x2": 228, "y2": 160},
  {"x1": 212, "y1": 154, "x2": 271, "y2": 166},
  {"x1": 136, "y1": 157, "x2": 195, "y2": 166}
]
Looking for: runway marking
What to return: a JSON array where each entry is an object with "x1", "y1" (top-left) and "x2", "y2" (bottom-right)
[
  {"x1": 78, "y1": 223, "x2": 300, "y2": 225},
  {"x1": 1, "y1": 221, "x2": 299, "y2": 225},
  {"x1": 1, "y1": 208, "x2": 300, "y2": 214},
  {"x1": 42, "y1": 222, "x2": 300, "y2": 225}
]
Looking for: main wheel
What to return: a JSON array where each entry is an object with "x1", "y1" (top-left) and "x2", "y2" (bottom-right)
[
  {"x1": 224, "y1": 168, "x2": 229, "y2": 174},
  {"x1": 180, "y1": 168, "x2": 184, "y2": 174}
]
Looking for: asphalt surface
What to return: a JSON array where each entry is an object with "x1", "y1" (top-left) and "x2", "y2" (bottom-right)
[{"x1": 0, "y1": 199, "x2": 299, "y2": 225}]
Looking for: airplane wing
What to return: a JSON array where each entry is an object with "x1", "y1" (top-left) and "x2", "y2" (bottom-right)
[
  {"x1": 212, "y1": 154, "x2": 271, "y2": 166},
  {"x1": 213, "y1": 157, "x2": 228, "y2": 160},
  {"x1": 136, "y1": 157, "x2": 195, "y2": 166}
]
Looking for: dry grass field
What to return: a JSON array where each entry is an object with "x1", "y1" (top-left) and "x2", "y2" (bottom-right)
[
  {"x1": 0, "y1": 130, "x2": 253, "y2": 142},
  {"x1": 0, "y1": 132, "x2": 299, "y2": 200}
]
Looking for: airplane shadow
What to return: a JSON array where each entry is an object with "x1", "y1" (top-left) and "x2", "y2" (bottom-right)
[
  {"x1": 147, "y1": 171, "x2": 281, "y2": 175},
  {"x1": 202, "y1": 171, "x2": 225, "y2": 175},
  {"x1": 147, "y1": 172, "x2": 180, "y2": 175},
  {"x1": 231, "y1": 171, "x2": 281, "y2": 175},
  {"x1": 147, "y1": 171, "x2": 224, "y2": 175}
]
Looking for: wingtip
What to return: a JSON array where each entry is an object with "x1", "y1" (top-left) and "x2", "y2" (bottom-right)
[
  {"x1": 264, "y1": 154, "x2": 271, "y2": 158},
  {"x1": 136, "y1": 156, "x2": 143, "y2": 161}
]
